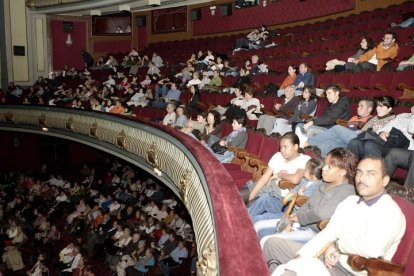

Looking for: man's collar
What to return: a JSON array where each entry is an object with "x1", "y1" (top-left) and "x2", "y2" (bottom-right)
[{"x1": 358, "y1": 191, "x2": 386, "y2": 206}]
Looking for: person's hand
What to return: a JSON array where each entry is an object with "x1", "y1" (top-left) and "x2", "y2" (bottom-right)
[
  {"x1": 270, "y1": 174, "x2": 280, "y2": 181},
  {"x1": 324, "y1": 243, "x2": 340, "y2": 268},
  {"x1": 284, "y1": 221, "x2": 292, "y2": 232},
  {"x1": 274, "y1": 103, "x2": 282, "y2": 111},
  {"x1": 289, "y1": 214, "x2": 298, "y2": 223},
  {"x1": 278, "y1": 170, "x2": 288, "y2": 179},
  {"x1": 303, "y1": 121, "x2": 313, "y2": 132},
  {"x1": 219, "y1": 140, "x2": 226, "y2": 146},
  {"x1": 248, "y1": 191, "x2": 256, "y2": 202},
  {"x1": 380, "y1": 132, "x2": 389, "y2": 141},
  {"x1": 298, "y1": 186, "x2": 306, "y2": 196}
]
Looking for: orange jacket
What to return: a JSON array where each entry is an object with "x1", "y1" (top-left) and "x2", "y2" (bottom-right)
[
  {"x1": 109, "y1": 105, "x2": 125, "y2": 114},
  {"x1": 357, "y1": 42, "x2": 399, "y2": 71},
  {"x1": 280, "y1": 73, "x2": 297, "y2": 89}
]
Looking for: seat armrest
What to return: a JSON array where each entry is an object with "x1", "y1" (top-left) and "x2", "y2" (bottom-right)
[
  {"x1": 237, "y1": 151, "x2": 258, "y2": 160},
  {"x1": 398, "y1": 83, "x2": 414, "y2": 92},
  {"x1": 336, "y1": 119, "x2": 347, "y2": 127},
  {"x1": 296, "y1": 196, "x2": 309, "y2": 207},
  {"x1": 348, "y1": 255, "x2": 404, "y2": 276},
  {"x1": 318, "y1": 220, "x2": 329, "y2": 230},
  {"x1": 249, "y1": 158, "x2": 268, "y2": 179},
  {"x1": 278, "y1": 180, "x2": 296, "y2": 190},
  {"x1": 375, "y1": 83, "x2": 388, "y2": 91},
  {"x1": 265, "y1": 110, "x2": 278, "y2": 116},
  {"x1": 337, "y1": 83, "x2": 350, "y2": 93},
  {"x1": 301, "y1": 114, "x2": 314, "y2": 121},
  {"x1": 228, "y1": 146, "x2": 246, "y2": 154}
]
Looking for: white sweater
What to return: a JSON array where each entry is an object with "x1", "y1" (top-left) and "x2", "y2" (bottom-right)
[{"x1": 298, "y1": 194, "x2": 406, "y2": 276}]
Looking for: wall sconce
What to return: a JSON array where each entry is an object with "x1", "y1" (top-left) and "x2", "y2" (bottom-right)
[
  {"x1": 210, "y1": 6, "x2": 216, "y2": 16},
  {"x1": 66, "y1": 34, "x2": 73, "y2": 46},
  {"x1": 262, "y1": 0, "x2": 267, "y2": 7}
]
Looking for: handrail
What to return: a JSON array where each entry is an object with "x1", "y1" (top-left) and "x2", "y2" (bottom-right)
[{"x1": 0, "y1": 104, "x2": 269, "y2": 276}]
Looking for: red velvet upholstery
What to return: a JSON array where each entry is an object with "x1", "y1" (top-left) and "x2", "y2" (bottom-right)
[
  {"x1": 221, "y1": 123, "x2": 233, "y2": 137},
  {"x1": 51, "y1": 20, "x2": 87, "y2": 70},
  {"x1": 369, "y1": 71, "x2": 396, "y2": 90},
  {"x1": 333, "y1": 72, "x2": 353, "y2": 90},
  {"x1": 244, "y1": 131, "x2": 264, "y2": 157},
  {"x1": 317, "y1": 73, "x2": 335, "y2": 89},
  {"x1": 93, "y1": 41, "x2": 132, "y2": 53},
  {"x1": 259, "y1": 137, "x2": 279, "y2": 163},
  {"x1": 349, "y1": 72, "x2": 372, "y2": 90},
  {"x1": 390, "y1": 196, "x2": 414, "y2": 275},
  {"x1": 192, "y1": 0, "x2": 355, "y2": 35}
]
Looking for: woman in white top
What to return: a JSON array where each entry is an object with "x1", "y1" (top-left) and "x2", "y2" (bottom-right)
[
  {"x1": 240, "y1": 132, "x2": 310, "y2": 203},
  {"x1": 127, "y1": 87, "x2": 147, "y2": 107},
  {"x1": 242, "y1": 88, "x2": 262, "y2": 120}
]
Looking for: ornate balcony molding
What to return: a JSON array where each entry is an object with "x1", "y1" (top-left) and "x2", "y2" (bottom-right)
[
  {"x1": 0, "y1": 105, "x2": 218, "y2": 275},
  {"x1": 26, "y1": 0, "x2": 88, "y2": 8}
]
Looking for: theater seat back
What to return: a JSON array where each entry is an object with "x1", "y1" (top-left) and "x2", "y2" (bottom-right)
[{"x1": 390, "y1": 195, "x2": 414, "y2": 275}]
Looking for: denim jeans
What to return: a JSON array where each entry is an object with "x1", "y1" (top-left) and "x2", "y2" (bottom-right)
[
  {"x1": 214, "y1": 150, "x2": 234, "y2": 163},
  {"x1": 248, "y1": 194, "x2": 283, "y2": 220},
  {"x1": 307, "y1": 125, "x2": 358, "y2": 156},
  {"x1": 258, "y1": 224, "x2": 316, "y2": 247}
]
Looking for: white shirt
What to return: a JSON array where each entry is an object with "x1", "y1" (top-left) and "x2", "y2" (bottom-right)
[
  {"x1": 163, "y1": 113, "x2": 176, "y2": 126},
  {"x1": 268, "y1": 153, "x2": 310, "y2": 175},
  {"x1": 298, "y1": 195, "x2": 406, "y2": 276}
]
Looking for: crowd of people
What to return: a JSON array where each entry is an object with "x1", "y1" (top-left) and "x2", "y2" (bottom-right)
[{"x1": 0, "y1": 159, "x2": 195, "y2": 275}]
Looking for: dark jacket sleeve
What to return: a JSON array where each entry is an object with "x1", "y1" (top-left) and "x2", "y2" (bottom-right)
[
  {"x1": 312, "y1": 96, "x2": 351, "y2": 127},
  {"x1": 296, "y1": 183, "x2": 355, "y2": 231},
  {"x1": 188, "y1": 93, "x2": 200, "y2": 107},
  {"x1": 294, "y1": 72, "x2": 314, "y2": 86},
  {"x1": 288, "y1": 99, "x2": 317, "y2": 124},
  {"x1": 280, "y1": 97, "x2": 301, "y2": 119}
]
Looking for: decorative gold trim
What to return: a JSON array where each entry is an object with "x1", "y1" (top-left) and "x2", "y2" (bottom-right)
[
  {"x1": 4, "y1": 112, "x2": 14, "y2": 123},
  {"x1": 38, "y1": 114, "x2": 47, "y2": 127},
  {"x1": 197, "y1": 243, "x2": 217, "y2": 276},
  {"x1": 65, "y1": 117, "x2": 73, "y2": 131},
  {"x1": 146, "y1": 142, "x2": 160, "y2": 170},
  {"x1": 89, "y1": 122, "x2": 98, "y2": 138},
  {"x1": 116, "y1": 130, "x2": 127, "y2": 149},
  {"x1": 26, "y1": 0, "x2": 88, "y2": 8},
  {"x1": 180, "y1": 170, "x2": 191, "y2": 206},
  {"x1": 0, "y1": 107, "x2": 219, "y2": 275}
]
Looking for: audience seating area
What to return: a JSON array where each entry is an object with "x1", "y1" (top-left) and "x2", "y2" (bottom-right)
[{"x1": 2, "y1": 1, "x2": 414, "y2": 275}]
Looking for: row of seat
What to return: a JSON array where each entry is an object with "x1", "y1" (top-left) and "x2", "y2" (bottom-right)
[{"x1": 146, "y1": 1, "x2": 414, "y2": 64}]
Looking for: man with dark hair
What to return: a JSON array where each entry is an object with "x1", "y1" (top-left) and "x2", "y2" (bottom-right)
[
  {"x1": 264, "y1": 156, "x2": 406, "y2": 275},
  {"x1": 346, "y1": 31, "x2": 399, "y2": 71},
  {"x1": 296, "y1": 85, "x2": 351, "y2": 147},
  {"x1": 303, "y1": 98, "x2": 375, "y2": 156}
]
